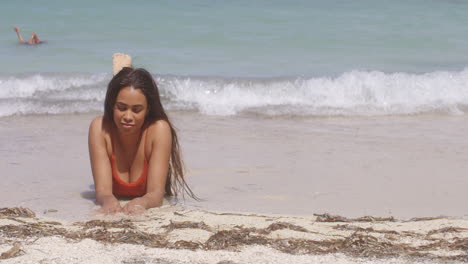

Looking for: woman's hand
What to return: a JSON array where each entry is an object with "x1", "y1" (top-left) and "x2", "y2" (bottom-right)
[
  {"x1": 99, "y1": 197, "x2": 123, "y2": 214},
  {"x1": 122, "y1": 197, "x2": 147, "y2": 215}
]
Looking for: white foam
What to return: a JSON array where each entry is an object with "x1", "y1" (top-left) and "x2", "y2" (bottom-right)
[
  {"x1": 0, "y1": 73, "x2": 107, "y2": 117},
  {"x1": 0, "y1": 73, "x2": 107, "y2": 99},
  {"x1": 160, "y1": 69, "x2": 468, "y2": 116},
  {"x1": 1, "y1": 70, "x2": 468, "y2": 117}
]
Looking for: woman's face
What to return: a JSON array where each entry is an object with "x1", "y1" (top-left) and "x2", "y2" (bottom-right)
[{"x1": 113, "y1": 86, "x2": 148, "y2": 135}]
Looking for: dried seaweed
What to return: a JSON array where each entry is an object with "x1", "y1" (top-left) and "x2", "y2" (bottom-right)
[
  {"x1": 1, "y1": 220, "x2": 467, "y2": 261},
  {"x1": 449, "y1": 237, "x2": 468, "y2": 251},
  {"x1": 40, "y1": 221, "x2": 62, "y2": 226},
  {"x1": 0, "y1": 242, "x2": 22, "y2": 259},
  {"x1": 418, "y1": 237, "x2": 468, "y2": 251},
  {"x1": 340, "y1": 232, "x2": 410, "y2": 258},
  {"x1": 270, "y1": 238, "x2": 337, "y2": 254},
  {"x1": 0, "y1": 207, "x2": 466, "y2": 262},
  {"x1": 231, "y1": 222, "x2": 309, "y2": 235},
  {"x1": 427, "y1": 227, "x2": 468, "y2": 236},
  {"x1": 205, "y1": 229, "x2": 269, "y2": 250},
  {"x1": 354, "y1": 216, "x2": 395, "y2": 222},
  {"x1": 171, "y1": 240, "x2": 203, "y2": 250},
  {"x1": 333, "y1": 224, "x2": 399, "y2": 235},
  {"x1": 79, "y1": 219, "x2": 135, "y2": 230},
  {"x1": 0, "y1": 207, "x2": 35, "y2": 218},
  {"x1": 1, "y1": 224, "x2": 60, "y2": 239},
  {"x1": 122, "y1": 259, "x2": 146, "y2": 264},
  {"x1": 408, "y1": 216, "x2": 447, "y2": 222},
  {"x1": 264, "y1": 222, "x2": 308, "y2": 233},
  {"x1": 314, "y1": 213, "x2": 349, "y2": 222},
  {"x1": 86, "y1": 229, "x2": 168, "y2": 247},
  {"x1": 162, "y1": 221, "x2": 212, "y2": 232},
  {"x1": 314, "y1": 213, "x2": 395, "y2": 223}
]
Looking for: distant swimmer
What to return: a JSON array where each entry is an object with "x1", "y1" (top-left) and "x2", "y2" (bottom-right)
[{"x1": 13, "y1": 26, "x2": 44, "y2": 45}]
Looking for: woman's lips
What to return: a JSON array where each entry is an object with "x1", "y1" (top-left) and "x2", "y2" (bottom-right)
[{"x1": 121, "y1": 123, "x2": 134, "y2": 129}]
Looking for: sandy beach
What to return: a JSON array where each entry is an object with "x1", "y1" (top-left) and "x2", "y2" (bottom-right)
[
  {"x1": 1, "y1": 112, "x2": 467, "y2": 263},
  {"x1": 1, "y1": 206, "x2": 467, "y2": 264}
]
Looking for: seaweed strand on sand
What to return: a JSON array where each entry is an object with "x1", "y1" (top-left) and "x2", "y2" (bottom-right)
[{"x1": 1, "y1": 207, "x2": 467, "y2": 262}]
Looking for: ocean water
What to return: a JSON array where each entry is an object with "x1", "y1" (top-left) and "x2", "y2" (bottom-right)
[{"x1": 1, "y1": 0, "x2": 468, "y2": 117}]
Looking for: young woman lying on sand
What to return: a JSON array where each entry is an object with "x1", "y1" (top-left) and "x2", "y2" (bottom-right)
[{"x1": 88, "y1": 67, "x2": 196, "y2": 215}]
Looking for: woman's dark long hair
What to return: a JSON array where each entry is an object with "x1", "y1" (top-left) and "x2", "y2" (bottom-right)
[{"x1": 103, "y1": 67, "x2": 197, "y2": 200}]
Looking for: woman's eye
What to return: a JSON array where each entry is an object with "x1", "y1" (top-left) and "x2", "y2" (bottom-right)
[
  {"x1": 132, "y1": 108, "x2": 143, "y2": 113},
  {"x1": 116, "y1": 105, "x2": 127, "y2": 111}
]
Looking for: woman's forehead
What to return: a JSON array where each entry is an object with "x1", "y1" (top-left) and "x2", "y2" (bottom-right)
[{"x1": 116, "y1": 86, "x2": 147, "y2": 105}]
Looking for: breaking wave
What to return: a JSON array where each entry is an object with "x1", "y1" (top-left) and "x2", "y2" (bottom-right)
[{"x1": 1, "y1": 69, "x2": 468, "y2": 117}]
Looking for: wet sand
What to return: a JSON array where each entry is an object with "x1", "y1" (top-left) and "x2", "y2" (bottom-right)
[
  {"x1": 1, "y1": 112, "x2": 468, "y2": 263},
  {"x1": 1, "y1": 112, "x2": 467, "y2": 220}
]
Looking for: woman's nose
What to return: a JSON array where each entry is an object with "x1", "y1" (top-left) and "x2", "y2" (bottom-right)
[{"x1": 123, "y1": 111, "x2": 132, "y2": 122}]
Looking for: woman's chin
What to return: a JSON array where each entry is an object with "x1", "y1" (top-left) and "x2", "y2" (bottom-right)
[{"x1": 118, "y1": 126, "x2": 137, "y2": 135}]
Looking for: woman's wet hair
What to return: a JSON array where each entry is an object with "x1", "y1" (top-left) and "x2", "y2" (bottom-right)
[{"x1": 104, "y1": 67, "x2": 197, "y2": 200}]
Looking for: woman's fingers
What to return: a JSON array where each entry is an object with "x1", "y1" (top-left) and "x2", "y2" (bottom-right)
[
  {"x1": 109, "y1": 207, "x2": 122, "y2": 214},
  {"x1": 129, "y1": 205, "x2": 145, "y2": 215},
  {"x1": 122, "y1": 203, "x2": 145, "y2": 215},
  {"x1": 98, "y1": 204, "x2": 122, "y2": 215},
  {"x1": 96, "y1": 200, "x2": 145, "y2": 216}
]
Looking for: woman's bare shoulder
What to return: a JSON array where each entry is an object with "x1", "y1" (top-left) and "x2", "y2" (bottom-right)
[
  {"x1": 89, "y1": 116, "x2": 113, "y2": 155},
  {"x1": 89, "y1": 116, "x2": 112, "y2": 137},
  {"x1": 90, "y1": 116, "x2": 103, "y2": 127},
  {"x1": 146, "y1": 120, "x2": 171, "y2": 135},
  {"x1": 145, "y1": 120, "x2": 172, "y2": 145}
]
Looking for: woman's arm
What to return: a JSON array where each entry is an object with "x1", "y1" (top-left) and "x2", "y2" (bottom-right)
[
  {"x1": 123, "y1": 120, "x2": 171, "y2": 214},
  {"x1": 88, "y1": 117, "x2": 122, "y2": 213}
]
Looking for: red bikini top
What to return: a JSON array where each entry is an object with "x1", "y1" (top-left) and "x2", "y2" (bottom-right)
[{"x1": 111, "y1": 129, "x2": 149, "y2": 197}]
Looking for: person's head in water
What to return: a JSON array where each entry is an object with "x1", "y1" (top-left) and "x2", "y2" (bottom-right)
[{"x1": 103, "y1": 67, "x2": 196, "y2": 199}]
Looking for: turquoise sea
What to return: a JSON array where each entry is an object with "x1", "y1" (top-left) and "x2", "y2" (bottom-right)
[{"x1": 1, "y1": 0, "x2": 468, "y2": 117}]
